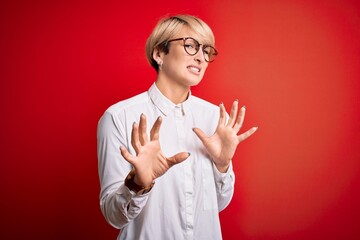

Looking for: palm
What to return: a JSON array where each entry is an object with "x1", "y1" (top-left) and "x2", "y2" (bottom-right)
[
  {"x1": 120, "y1": 114, "x2": 189, "y2": 186},
  {"x1": 193, "y1": 101, "x2": 257, "y2": 172},
  {"x1": 204, "y1": 125, "x2": 239, "y2": 163}
]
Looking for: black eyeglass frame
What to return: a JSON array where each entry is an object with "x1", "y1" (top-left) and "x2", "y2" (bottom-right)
[{"x1": 166, "y1": 37, "x2": 218, "y2": 63}]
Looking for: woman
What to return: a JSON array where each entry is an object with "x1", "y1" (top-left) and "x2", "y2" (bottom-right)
[{"x1": 97, "y1": 14, "x2": 257, "y2": 240}]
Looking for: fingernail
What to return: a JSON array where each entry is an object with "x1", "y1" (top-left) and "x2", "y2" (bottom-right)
[
  {"x1": 188, "y1": 152, "x2": 191, "y2": 156},
  {"x1": 242, "y1": 105, "x2": 246, "y2": 109},
  {"x1": 133, "y1": 121, "x2": 136, "y2": 126},
  {"x1": 235, "y1": 99, "x2": 238, "y2": 102},
  {"x1": 220, "y1": 102, "x2": 223, "y2": 106}
]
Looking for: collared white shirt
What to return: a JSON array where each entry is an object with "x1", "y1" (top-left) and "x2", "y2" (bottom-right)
[{"x1": 97, "y1": 83, "x2": 235, "y2": 240}]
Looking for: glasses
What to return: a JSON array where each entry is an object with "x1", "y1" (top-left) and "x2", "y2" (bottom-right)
[{"x1": 167, "y1": 37, "x2": 218, "y2": 62}]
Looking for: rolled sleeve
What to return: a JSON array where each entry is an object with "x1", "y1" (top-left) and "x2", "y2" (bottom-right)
[{"x1": 212, "y1": 162, "x2": 235, "y2": 211}]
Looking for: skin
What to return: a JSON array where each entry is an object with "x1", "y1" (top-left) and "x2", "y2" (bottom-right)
[
  {"x1": 155, "y1": 27, "x2": 208, "y2": 104},
  {"x1": 120, "y1": 26, "x2": 258, "y2": 187}
]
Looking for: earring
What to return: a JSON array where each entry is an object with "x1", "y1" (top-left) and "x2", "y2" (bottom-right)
[{"x1": 158, "y1": 61, "x2": 163, "y2": 71}]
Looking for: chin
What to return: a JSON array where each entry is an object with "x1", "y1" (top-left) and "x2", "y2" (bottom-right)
[
  {"x1": 187, "y1": 79, "x2": 202, "y2": 87},
  {"x1": 188, "y1": 75, "x2": 204, "y2": 86}
]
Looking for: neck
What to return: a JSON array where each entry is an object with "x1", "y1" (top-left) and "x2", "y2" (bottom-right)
[{"x1": 155, "y1": 76, "x2": 190, "y2": 104}]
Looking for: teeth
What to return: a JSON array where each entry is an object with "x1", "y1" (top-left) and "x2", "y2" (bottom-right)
[{"x1": 188, "y1": 66, "x2": 200, "y2": 72}]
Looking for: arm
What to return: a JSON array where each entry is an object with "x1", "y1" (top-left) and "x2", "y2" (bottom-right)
[
  {"x1": 212, "y1": 161, "x2": 235, "y2": 211},
  {"x1": 97, "y1": 111, "x2": 148, "y2": 229},
  {"x1": 97, "y1": 112, "x2": 190, "y2": 228},
  {"x1": 193, "y1": 100, "x2": 257, "y2": 209}
]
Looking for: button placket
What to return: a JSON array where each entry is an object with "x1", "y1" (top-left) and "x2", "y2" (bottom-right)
[{"x1": 175, "y1": 105, "x2": 194, "y2": 239}]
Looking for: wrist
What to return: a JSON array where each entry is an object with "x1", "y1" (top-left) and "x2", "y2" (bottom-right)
[
  {"x1": 215, "y1": 162, "x2": 230, "y2": 173},
  {"x1": 125, "y1": 169, "x2": 154, "y2": 195},
  {"x1": 133, "y1": 174, "x2": 153, "y2": 187}
]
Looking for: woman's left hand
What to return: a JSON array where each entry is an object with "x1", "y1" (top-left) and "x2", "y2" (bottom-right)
[{"x1": 193, "y1": 100, "x2": 258, "y2": 173}]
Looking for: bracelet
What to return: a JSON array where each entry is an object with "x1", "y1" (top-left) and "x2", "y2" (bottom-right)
[{"x1": 124, "y1": 169, "x2": 154, "y2": 195}]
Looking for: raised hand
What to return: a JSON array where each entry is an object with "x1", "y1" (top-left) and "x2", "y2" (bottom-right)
[
  {"x1": 120, "y1": 114, "x2": 190, "y2": 187},
  {"x1": 193, "y1": 100, "x2": 258, "y2": 173}
]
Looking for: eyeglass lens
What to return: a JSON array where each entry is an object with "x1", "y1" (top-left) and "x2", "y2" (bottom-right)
[{"x1": 183, "y1": 38, "x2": 217, "y2": 62}]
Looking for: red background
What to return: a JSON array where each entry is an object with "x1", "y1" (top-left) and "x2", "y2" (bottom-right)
[{"x1": 1, "y1": 0, "x2": 359, "y2": 239}]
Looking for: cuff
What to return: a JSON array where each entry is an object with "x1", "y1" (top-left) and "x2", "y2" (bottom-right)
[
  {"x1": 213, "y1": 161, "x2": 233, "y2": 180},
  {"x1": 212, "y1": 162, "x2": 234, "y2": 192}
]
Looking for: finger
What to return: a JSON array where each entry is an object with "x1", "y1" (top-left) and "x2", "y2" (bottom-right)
[
  {"x1": 226, "y1": 99, "x2": 238, "y2": 127},
  {"x1": 120, "y1": 146, "x2": 136, "y2": 165},
  {"x1": 131, "y1": 122, "x2": 141, "y2": 154},
  {"x1": 139, "y1": 113, "x2": 148, "y2": 145},
  {"x1": 150, "y1": 116, "x2": 162, "y2": 141},
  {"x1": 238, "y1": 126, "x2": 258, "y2": 143},
  {"x1": 193, "y1": 127, "x2": 208, "y2": 144},
  {"x1": 167, "y1": 152, "x2": 191, "y2": 166},
  {"x1": 233, "y1": 105, "x2": 246, "y2": 132},
  {"x1": 219, "y1": 102, "x2": 227, "y2": 126}
]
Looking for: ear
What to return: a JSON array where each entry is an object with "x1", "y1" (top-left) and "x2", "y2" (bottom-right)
[{"x1": 153, "y1": 47, "x2": 164, "y2": 65}]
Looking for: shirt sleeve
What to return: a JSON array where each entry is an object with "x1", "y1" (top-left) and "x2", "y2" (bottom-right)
[
  {"x1": 97, "y1": 111, "x2": 150, "y2": 229},
  {"x1": 212, "y1": 161, "x2": 235, "y2": 212}
]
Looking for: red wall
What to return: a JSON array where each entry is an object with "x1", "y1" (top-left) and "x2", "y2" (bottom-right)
[{"x1": 1, "y1": 0, "x2": 359, "y2": 239}]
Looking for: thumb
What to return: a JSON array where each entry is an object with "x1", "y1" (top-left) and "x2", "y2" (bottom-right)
[
  {"x1": 120, "y1": 146, "x2": 136, "y2": 165},
  {"x1": 193, "y1": 127, "x2": 208, "y2": 143},
  {"x1": 167, "y1": 152, "x2": 191, "y2": 165}
]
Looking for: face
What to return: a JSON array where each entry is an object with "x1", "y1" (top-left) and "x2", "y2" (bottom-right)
[{"x1": 155, "y1": 27, "x2": 211, "y2": 88}]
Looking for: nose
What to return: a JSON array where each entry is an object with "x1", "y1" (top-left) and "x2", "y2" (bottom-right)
[{"x1": 194, "y1": 47, "x2": 206, "y2": 63}]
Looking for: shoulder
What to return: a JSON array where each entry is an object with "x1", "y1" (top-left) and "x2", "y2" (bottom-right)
[
  {"x1": 190, "y1": 95, "x2": 219, "y2": 114},
  {"x1": 98, "y1": 91, "x2": 149, "y2": 131},
  {"x1": 105, "y1": 91, "x2": 150, "y2": 116}
]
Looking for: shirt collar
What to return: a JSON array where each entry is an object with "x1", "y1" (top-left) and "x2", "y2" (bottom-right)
[{"x1": 148, "y1": 82, "x2": 192, "y2": 116}]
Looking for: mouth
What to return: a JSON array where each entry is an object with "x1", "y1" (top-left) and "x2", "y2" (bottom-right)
[{"x1": 187, "y1": 65, "x2": 201, "y2": 74}]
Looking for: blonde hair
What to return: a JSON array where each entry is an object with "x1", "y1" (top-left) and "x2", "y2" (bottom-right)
[{"x1": 145, "y1": 14, "x2": 215, "y2": 72}]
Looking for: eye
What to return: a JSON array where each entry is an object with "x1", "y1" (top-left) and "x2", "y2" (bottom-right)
[
  {"x1": 185, "y1": 43, "x2": 195, "y2": 49},
  {"x1": 203, "y1": 46, "x2": 212, "y2": 55}
]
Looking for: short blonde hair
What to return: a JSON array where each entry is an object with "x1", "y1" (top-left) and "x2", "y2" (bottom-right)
[{"x1": 145, "y1": 14, "x2": 215, "y2": 72}]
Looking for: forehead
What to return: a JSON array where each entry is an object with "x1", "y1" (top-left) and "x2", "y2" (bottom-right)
[{"x1": 174, "y1": 26, "x2": 211, "y2": 45}]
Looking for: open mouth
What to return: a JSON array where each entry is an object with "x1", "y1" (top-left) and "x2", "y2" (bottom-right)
[{"x1": 187, "y1": 65, "x2": 201, "y2": 73}]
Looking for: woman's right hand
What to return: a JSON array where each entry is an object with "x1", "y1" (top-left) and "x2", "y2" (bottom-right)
[{"x1": 120, "y1": 114, "x2": 190, "y2": 187}]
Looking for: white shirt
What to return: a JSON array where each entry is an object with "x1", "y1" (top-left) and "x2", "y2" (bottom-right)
[{"x1": 97, "y1": 83, "x2": 235, "y2": 240}]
